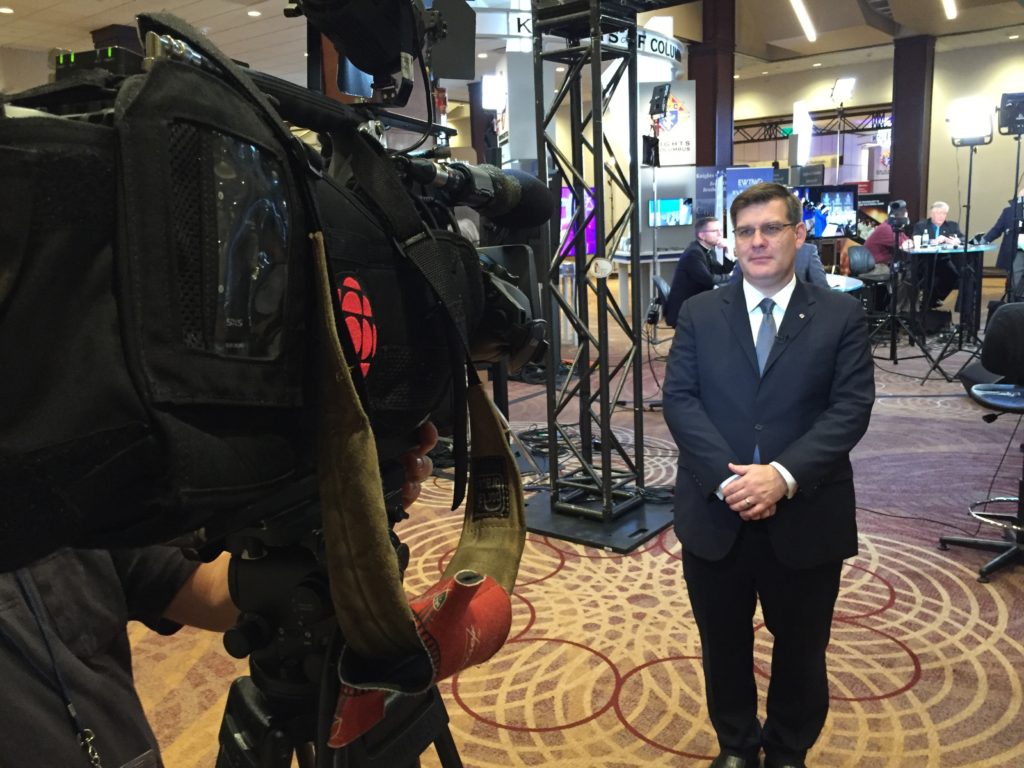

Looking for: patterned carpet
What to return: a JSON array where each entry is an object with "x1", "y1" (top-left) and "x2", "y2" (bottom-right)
[{"x1": 130, "y1": 290, "x2": 1024, "y2": 767}]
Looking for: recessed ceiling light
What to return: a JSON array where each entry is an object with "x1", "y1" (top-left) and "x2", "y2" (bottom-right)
[
  {"x1": 478, "y1": 52, "x2": 488, "y2": 59},
  {"x1": 0, "y1": 6, "x2": 14, "y2": 13},
  {"x1": 812, "y1": 62, "x2": 822, "y2": 67},
  {"x1": 733, "y1": 74, "x2": 740, "y2": 79},
  {"x1": 303, "y1": 52, "x2": 308, "y2": 57},
  {"x1": 247, "y1": 10, "x2": 261, "y2": 17},
  {"x1": 555, "y1": 66, "x2": 565, "y2": 72},
  {"x1": 761, "y1": 71, "x2": 768, "y2": 75},
  {"x1": 1010, "y1": 34, "x2": 1020, "y2": 40}
]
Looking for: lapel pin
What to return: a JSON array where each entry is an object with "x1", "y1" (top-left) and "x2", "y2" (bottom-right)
[{"x1": 799, "y1": 313, "x2": 806, "y2": 319}]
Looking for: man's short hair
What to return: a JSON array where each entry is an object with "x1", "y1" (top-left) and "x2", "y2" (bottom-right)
[
  {"x1": 695, "y1": 216, "x2": 719, "y2": 233},
  {"x1": 730, "y1": 182, "x2": 801, "y2": 227},
  {"x1": 930, "y1": 201, "x2": 950, "y2": 213}
]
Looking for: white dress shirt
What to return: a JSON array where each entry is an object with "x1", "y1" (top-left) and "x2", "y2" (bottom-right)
[{"x1": 717, "y1": 276, "x2": 799, "y2": 500}]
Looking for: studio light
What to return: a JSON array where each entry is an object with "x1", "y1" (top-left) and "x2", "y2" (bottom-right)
[
  {"x1": 947, "y1": 97, "x2": 994, "y2": 147},
  {"x1": 789, "y1": 0, "x2": 818, "y2": 42},
  {"x1": 481, "y1": 74, "x2": 507, "y2": 111},
  {"x1": 831, "y1": 77, "x2": 856, "y2": 105},
  {"x1": 998, "y1": 92, "x2": 1024, "y2": 136}
]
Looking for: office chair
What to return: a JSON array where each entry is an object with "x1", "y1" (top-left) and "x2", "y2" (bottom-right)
[
  {"x1": 646, "y1": 275, "x2": 672, "y2": 327},
  {"x1": 846, "y1": 245, "x2": 889, "y2": 314},
  {"x1": 939, "y1": 303, "x2": 1024, "y2": 582},
  {"x1": 628, "y1": 274, "x2": 672, "y2": 411}
]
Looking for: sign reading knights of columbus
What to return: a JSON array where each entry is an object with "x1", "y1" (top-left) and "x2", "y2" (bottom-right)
[
  {"x1": 507, "y1": 16, "x2": 682, "y2": 64},
  {"x1": 655, "y1": 84, "x2": 696, "y2": 166}
]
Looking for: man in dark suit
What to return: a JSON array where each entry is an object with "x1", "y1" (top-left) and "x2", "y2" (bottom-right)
[
  {"x1": 911, "y1": 201, "x2": 962, "y2": 306},
  {"x1": 983, "y1": 187, "x2": 1024, "y2": 301},
  {"x1": 663, "y1": 216, "x2": 735, "y2": 327},
  {"x1": 663, "y1": 183, "x2": 874, "y2": 768}
]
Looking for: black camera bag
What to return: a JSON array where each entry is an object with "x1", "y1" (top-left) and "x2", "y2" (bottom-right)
[
  {"x1": 0, "y1": 15, "x2": 465, "y2": 569},
  {"x1": 0, "y1": 60, "x2": 317, "y2": 568}
]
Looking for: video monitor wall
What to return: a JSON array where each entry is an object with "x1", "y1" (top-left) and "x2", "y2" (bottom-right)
[
  {"x1": 558, "y1": 187, "x2": 597, "y2": 257},
  {"x1": 790, "y1": 184, "x2": 859, "y2": 239},
  {"x1": 648, "y1": 197, "x2": 694, "y2": 227}
]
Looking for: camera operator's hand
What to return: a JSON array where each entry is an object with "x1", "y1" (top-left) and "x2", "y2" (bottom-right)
[
  {"x1": 164, "y1": 552, "x2": 238, "y2": 632},
  {"x1": 401, "y1": 421, "x2": 439, "y2": 508}
]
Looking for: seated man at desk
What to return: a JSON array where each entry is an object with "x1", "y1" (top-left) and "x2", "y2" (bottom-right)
[
  {"x1": 663, "y1": 216, "x2": 734, "y2": 327},
  {"x1": 912, "y1": 201, "x2": 962, "y2": 307}
]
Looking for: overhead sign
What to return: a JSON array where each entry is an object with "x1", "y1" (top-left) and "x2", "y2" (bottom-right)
[{"x1": 480, "y1": 13, "x2": 683, "y2": 64}]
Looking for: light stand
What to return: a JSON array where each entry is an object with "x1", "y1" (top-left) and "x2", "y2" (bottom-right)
[
  {"x1": 830, "y1": 78, "x2": 855, "y2": 184},
  {"x1": 646, "y1": 83, "x2": 670, "y2": 343},
  {"x1": 932, "y1": 100, "x2": 992, "y2": 380}
]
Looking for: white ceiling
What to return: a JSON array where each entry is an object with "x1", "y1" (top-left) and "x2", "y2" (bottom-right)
[
  {"x1": 0, "y1": 1, "x2": 1021, "y2": 93},
  {"x1": 0, "y1": 1, "x2": 311, "y2": 85}
]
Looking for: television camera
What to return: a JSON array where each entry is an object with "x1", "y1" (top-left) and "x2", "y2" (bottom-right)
[
  {"x1": 0, "y1": 4, "x2": 553, "y2": 766},
  {"x1": 887, "y1": 199, "x2": 913, "y2": 236}
]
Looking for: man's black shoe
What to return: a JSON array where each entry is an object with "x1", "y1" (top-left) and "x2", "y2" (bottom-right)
[{"x1": 710, "y1": 755, "x2": 757, "y2": 768}]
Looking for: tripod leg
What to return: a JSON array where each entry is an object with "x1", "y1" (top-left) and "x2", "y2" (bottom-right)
[
  {"x1": 432, "y1": 724, "x2": 465, "y2": 768},
  {"x1": 333, "y1": 687, "x2": 463, "y2": 768},
  {"x1": 216, "y1": 677, "x2": 299, "y2": 768}
]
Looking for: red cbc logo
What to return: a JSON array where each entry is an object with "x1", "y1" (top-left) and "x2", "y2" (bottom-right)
[{"x1": 336, "y1": 275, "x2": 377, "y2": 376}]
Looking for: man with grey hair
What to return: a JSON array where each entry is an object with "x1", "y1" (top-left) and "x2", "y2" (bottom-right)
[{"x1": 912, "y1": 201, "x2": 962, "y2": 307}]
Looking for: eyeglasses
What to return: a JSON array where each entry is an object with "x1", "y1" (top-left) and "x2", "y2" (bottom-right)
[{"x1": 733, "y1": 222, "x2": 797, "y2": 241}]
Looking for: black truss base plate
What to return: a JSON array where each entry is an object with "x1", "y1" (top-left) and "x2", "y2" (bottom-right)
[{"x1": 524, "y1": 488, "x2": 673, "y2": 553}]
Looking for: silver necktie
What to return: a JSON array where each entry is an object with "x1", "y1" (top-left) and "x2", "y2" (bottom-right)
[{"x1": 755, "y1": 298, "x2": 776, "y2": 375}]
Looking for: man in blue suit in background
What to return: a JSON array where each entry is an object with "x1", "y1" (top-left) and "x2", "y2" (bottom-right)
[{"x1": 663, "y1": 183, "x2": 874, "y2": 768}]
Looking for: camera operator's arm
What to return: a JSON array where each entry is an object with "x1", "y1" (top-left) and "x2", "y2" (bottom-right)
[
  {"x1": 163, "y1": 552, "x2": 237, "y2": 632},
  {"x1": 161, "y1": 422, "x2": 440, "y2": 632}
]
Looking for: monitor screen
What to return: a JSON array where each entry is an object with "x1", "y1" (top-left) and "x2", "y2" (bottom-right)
[
  {"x1": 648, "y1": 197, "x2": 694, "y2": 227},
  {"x1": 558, "y1": 187, "x2": 598, "y2": 257},
  {"x1": 790, "y1": 185, "x2": 858, "y2": 239},
  {"x1": 855, "y1": 194, "x2": 891, "y2": 241}
]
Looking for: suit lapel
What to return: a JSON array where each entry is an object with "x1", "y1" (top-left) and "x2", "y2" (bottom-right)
[
  {"x1": 720, "y1": 282, "x2": 759, "y2": 375},
  {"x1": 763, "y1": 281, "x2": 815, "y2": 376}
]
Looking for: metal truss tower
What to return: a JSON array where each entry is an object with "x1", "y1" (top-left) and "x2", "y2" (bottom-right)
[{"x1": 527, "y1": 1, "x2": 672, "y2": 551}]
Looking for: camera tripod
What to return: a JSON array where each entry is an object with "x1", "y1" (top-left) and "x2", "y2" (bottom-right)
[
  {"x1": 868, "y1": 228, "x2": 939, "y2": 373},
  {"x1": 870, "y1": 256, "x2": 925, "y2": 364},
  {"x1": 208, "y1": 499, "x2": 463, "y2": 768}
]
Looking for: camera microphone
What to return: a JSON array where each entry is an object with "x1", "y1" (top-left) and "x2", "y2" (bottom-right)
[{"x1": 403, "y1": 158, "x2": 555, "y2": 229}]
